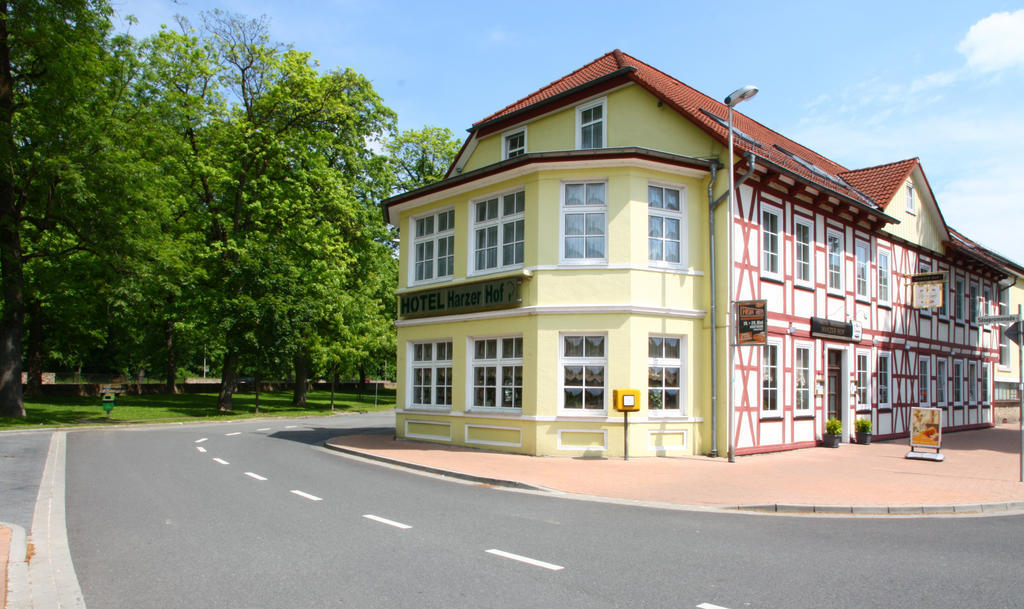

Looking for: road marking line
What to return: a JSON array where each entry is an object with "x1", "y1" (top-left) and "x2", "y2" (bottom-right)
[
  {"x1": 194, "y1": 438, "x2": 208, "y2": 443},
  {"x1": 225, "y1": 432, "x2": 241, "y2": 436},
  {"x1": 290, "y1": 490, "x2": 322, "y2": 501},
  {"x1": 213, "y1": 458, "x2": 229, "y2": 465},
  {"x1": 196, "y1": 447, "x2": 207, "y2": 453},
  {"x1": 697, "y1": 604, "x2": 732, "y2": 609},
  {"x1": 256, "y1": 428, "x2": 271, "y2": 431},
  {"x1": 362, "y1": 514, "x2": 412, "y2": 529},
  {"x1": 245, "y1": 472, "x2": 267, "y2": 481},
  {"x1": 485, "y1": 549, "x2": 564, "y2": 571},
  {"x1": 285, "y1": 425, "x2": 297, "y2": 429}
]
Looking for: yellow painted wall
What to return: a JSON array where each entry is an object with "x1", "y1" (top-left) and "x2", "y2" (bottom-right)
[
  {"x1": 881, "y1": 171, "x2": 946, "y2": 253},
  {"x1": 459, "y1": 83, "x2": 723, "y2": 172}
]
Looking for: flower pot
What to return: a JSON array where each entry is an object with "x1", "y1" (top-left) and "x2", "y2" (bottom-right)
[
  {"x1": 856, "y1": 431, "x2": 872, "y2": 445},
  {"x1": 822, "y1": 433, "x2": 840, "y2": 448}
]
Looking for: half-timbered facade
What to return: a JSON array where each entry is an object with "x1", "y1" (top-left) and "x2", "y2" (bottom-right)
[{"x1": 383, "y1": 50, "x2": 1023, "y2": 457}]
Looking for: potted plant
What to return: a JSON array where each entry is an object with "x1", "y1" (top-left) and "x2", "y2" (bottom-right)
[
  {"x1": 823, "y1": 418, "x2": 842, "y2": 448},
  {"x1": 855, "y1": 418, "x2": 872, "y2": 445}
]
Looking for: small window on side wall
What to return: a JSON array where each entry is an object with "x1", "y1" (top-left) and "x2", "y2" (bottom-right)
[
  {"x1": 577, "y1": 99, "x2": 605, "y2": 150},
  {"x1": 504, "y1": 130, "x2": 525, "y2": 159}
]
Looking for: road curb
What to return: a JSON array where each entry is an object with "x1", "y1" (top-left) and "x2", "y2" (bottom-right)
[{"x1": 2, "y1": 522, "x2": 29, "y2": 609}]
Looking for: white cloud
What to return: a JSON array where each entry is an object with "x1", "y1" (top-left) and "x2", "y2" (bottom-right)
[{"x1": 957, "y1": 10, "x2": 1024, "y2": 73}]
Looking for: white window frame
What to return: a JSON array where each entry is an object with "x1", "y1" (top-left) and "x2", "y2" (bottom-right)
[
  {"x1": 560, "y1": 180, "x2": 607, "y2": 263},
  {"x1": 576, "y1": 98, "x2": 606, "y2": 150},
  {"x1": 955, "y1": 278, "x2": 965, "y2": 320},
  {"x1": 794, "y1": 216, "x2": 814, "y2": 288},
  {"x1": 918, "y1": 356, "x2": 930, "y2": 407},
  {"x1": 408, "y1": 340, "x2": 453, "y2": 409},
  {"x1": 469, "y1": 336, "x2": 523, "y2": 412},
  {"x1": 936, "y1": 358, "x2": 948, "y2": 407},
  {"x1": 981, "y1": 362, "x2": 990, "y2": 403},
  {"x1": 906, "y1": 181, "x2": 915, "y2": 214},
  {"x1": 760, "y1": 203, "x2": 782, "y2": 280},
  {"x1": 918, "y1": 261, "x2": 932, "y2": 317},
  {"x1": 855, "y1": 350, "x2": 870, "y2": 409},
  {"x1": 502, "y1": 128, "x2": 526, "y2": 159},
  {"x1": 559, "y1": 333, "x2": 607, "y2": 413},
  {"x1": 969, "y1": 283, "x2": 979, "y2": 324},
  {"x1": 938, "y1": 266, "x2": 949, "y2": 317},
  {"x1": 1000, "y1": 287, "x2": 1011, "y2": 367},
  {"x1": 826, "y1": 228, "x2": 844, "y2": 294},
  {"x1": 794, "y1": 343, "x2": 813, "y2": 415},
  {"x1": 471, "y1": 189, "x2": 524, "y2": 274},
  {"x1": 952, "y1": 359, "x2": 964, "y2": 405},
  {"x1": 648, "y1": 182, "x2": 687, "y2": 267},
  {"x1": 411, "y1": 208, "x2": 455, "y2": 285},
  {"x1": 855, "y1": 239, "x2": 870, "y2": 300},
  {"x1": 761, "y1": 340, "x2": 781, "y2": 417},
  {"x1": 647, "y1": 335, "x2": 686, "y2": 416},
  {"x1": 877, "y1": 248, "x2": 891, "y2": 305},
  {"x1": 877, "y1": 352, "x2": 891, "y2": 408},
  {"x1": 968, "y1": 361, "x2": 978, "y2": 403}
]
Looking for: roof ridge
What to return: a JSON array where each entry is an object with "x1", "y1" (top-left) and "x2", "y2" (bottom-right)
[{"x1": 840, "y1": 157, "x2": 919, "y2": 176}]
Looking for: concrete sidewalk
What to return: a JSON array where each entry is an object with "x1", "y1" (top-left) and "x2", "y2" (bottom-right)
[{"x1": 326, "y1": 423, "x2": 1024, "y2": 515}]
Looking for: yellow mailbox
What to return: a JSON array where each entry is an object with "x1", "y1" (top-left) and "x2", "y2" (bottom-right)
[{"x1": 613, "y1": 389, "x2": 641, "y2": 412}]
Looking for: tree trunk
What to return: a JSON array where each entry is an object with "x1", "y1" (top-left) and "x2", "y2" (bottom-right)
[
  {"x1": 292, "y1": 348, "x2": 308, "y2": 407},
  {"x1": 23, "y1": 297, "x2": 43, "y2": 397},
  {"x1": 135, "y1": 367, "x2": 144, "y2": 395},
  {"x1": 330, "y1": 369, "x2": 336, "y2": 411},
  {"x1": 164, "y1": 317, "x2": 178, "y2": 393},
  {"x1": 0, "y1": 2, "x2": 25, "y2": 418},
  {"x1": 217, "y1": 350, "x2": 238, "y2": 411},
  {"x1": 358, "y1": 364, "x2": 366, "y2": 401}
]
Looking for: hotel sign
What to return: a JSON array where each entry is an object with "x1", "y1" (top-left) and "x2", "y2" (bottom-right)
[
  {"x1": 810, "y1": 317, "x2": 861, "y2": 342},
  {"x1": 911, "y1": 271, "x2": 947, "y2": 310},
  {"x1": 398, "y1": 277, "x2": 522, "y2": 319}
]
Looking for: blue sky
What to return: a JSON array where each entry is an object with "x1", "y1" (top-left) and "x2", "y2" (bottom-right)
[{"x1": 116, "y1": 0, "x2": 1024, "y2": 265}]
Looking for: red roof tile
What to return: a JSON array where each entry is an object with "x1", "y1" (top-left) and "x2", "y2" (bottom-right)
[
  {"x1": 838, "y1": 158, "x2": 919, "y2": 210},
  {"x1": 471, "y1": 50, "x2": 881, "y2": 208}
]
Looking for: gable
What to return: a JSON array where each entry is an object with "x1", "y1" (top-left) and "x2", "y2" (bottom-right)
[{"x1": 880, "y1": 167, "x2": 949, "y2": 253}]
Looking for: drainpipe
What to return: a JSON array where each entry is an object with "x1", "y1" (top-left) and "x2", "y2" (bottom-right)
[{"x1": 708, "y1": 150, "x2": 756, "y2": 458}]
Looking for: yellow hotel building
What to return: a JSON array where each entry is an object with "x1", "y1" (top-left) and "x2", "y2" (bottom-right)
[{"x1": 383, "y1": 50, "x2": 1024, "y2": 457}]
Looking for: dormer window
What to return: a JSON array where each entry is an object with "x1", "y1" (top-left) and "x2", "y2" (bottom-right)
[
  {"x1": 906, "y1": 182, "x2": 915, "y2": 214},
  {"x1": 577, "y1": 99, "x2": 606, "y2": 149},
  {"x1": 504, "y1": 129, "x2": 526, "y2": 159}
]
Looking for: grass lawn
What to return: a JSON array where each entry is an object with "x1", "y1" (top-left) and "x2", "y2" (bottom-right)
[{"x1": 0, "y1": 388, "x2": 395, "y2": 429}]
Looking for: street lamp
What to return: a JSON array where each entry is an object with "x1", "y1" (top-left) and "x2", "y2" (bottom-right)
[{"x1": 725, "y1": 85, "x2": 757, "y2": 463}]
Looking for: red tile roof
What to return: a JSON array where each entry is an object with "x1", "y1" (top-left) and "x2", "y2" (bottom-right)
[
  {"x1": 471, "y1": 50, "x2": 880, "y2": 209},
  {"x1": 838, "y1": 158, "x2": 919, "y2": 209}
]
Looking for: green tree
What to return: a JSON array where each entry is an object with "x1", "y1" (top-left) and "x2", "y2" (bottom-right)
[
  {"x1": 385, "y1": 126, "x2": 461, "y2": 194},
  {"x1": 146, "y1": 12, "x2": 396, "y2": 411}
]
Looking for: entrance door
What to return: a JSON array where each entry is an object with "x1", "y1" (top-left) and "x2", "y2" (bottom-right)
[{"x1": 827, "y1": 350, "x2": 842, "y2": 422}]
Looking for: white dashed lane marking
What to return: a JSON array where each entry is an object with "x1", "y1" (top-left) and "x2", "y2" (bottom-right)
[
  {"x1": 256, "y1": 428, "x2": 271, "y2": 432},
  {"x1": 290, "y1": 490, "x2": 322, "y2": 501},
  {"x1": 362, "y1": 514, "x2": 412, "y2": 529},
  {"x1": 245, "y1": 472, "x2": 267, "y2": 481},
  {"x1": 485, "y1": 549, "x2": 564, "y2": 571},
  {"x1": 697, "y1": 604, "x2": 732, "y2": 609},
  {"x1": 194, "y1": 438, "x2": 207, "y2": 444},
  {"x1": 213, "y1": 458, "x2": 229, "y2": 465},
  {"x1": 225, "y1": 432, "x2": 241, "y2": 436},
  {"x1": 196, "y1": 447, "x2": 207, "y2": 453}
]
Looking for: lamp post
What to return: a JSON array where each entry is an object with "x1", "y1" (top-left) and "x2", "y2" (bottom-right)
[{"x1": 724, "y1": 85, "x2": 757, "y2": 463}]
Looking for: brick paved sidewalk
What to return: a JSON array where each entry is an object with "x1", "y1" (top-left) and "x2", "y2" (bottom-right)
[{"x1": 327, "y1": 423, "x2": 1024, "y2": 513}]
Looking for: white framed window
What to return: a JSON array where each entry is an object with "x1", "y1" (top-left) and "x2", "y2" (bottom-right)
[
  {"x1": 760, "y1": 204, "x2": 782, "y2": 278},
  {"x1": 918, "y1": 262, "x2": 931, "y2": 316},
  {"x1": 561, "y1": 181, "x2": 607, "y2": 262},
  {"x1": 918, "y1": 356, "x2": 930, "y2": 406},
  {"x1": 648, "y1": 184, "x2": 685, "y2": 266},
  {"x1": 576, "y1": 98, "x2": 606, "y2": 150},
  {"x1": 409, "y1": 340, "x2": 453, "y2": 408},
  {"x1": 906, "y1": 182, "x2": 915, "y2": 214},
  {"x1": 795, "y1": 344, "x2": 813, "y2": 414},
  {"x1": 968, "y1": 361, "x2": 978, "y2": 402},
  {"x1": 938, "y1": 268, "x2": 948, "y2": 316},
  {"x1": 969, "y1": 283, "x2": 979, "y2": 324},
  {"x1": 855, "y1": 240, "x2": 870, "y2": 300},
  {"x1": 470, "y1": 336, "x2": 523, "y2": 410},
  {"x1": 955, "y1": 278, "x2": 965, "y2": 320},
  {"x1": 560, "y1": 334, "x2": 606, "y2": 411},
  {"x1": 761, "y1": 341, "x2": 781, "y2": 415},
  {"x1": 856, "y1": 351, "x2": 870, "y2": 408},
  {"x1": 952, "y1": 360, "x2": 963, "y2": 404},
  {"x1": 826, "y1": 229, "x2": 844, "y2": 293},
  {"x1": 877, "y1": 248, "x2": 891, "y2": 304},
  {"x1": 648, "y1": 336, "x2": 685, "y2": 415},
  {"x1": 984, "y1": 286, "x2": 993, "y2": 317},
  {"x1": 982, "y1": 363, "x2": 990, "y2": 403},
  {"x1": 472, "y1": 189, "x2": 524, "y2": 273},
  {"x1": 936, "y1": 358, "x2": 948, "y2": 407},
  {"x1": 503, "y1": 129, "x2": 526, "y2": 159},
  {"x1": 794, "y1": 217, "x2": 813, "y2": 287},
  {"x1": 412, "y1": 208, "x2": 455, "y2": 283},
  {"x1": 1000, "y1": 287, "x2": 1011, "y2": 366},
  {"x1": 877, "y1": 352, "x2": 891, "y2": 408}
]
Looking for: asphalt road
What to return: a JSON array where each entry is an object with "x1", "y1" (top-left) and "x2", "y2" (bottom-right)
[{"x1": 61, "y1": 413, "x2": 1024, "y2": 609}]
